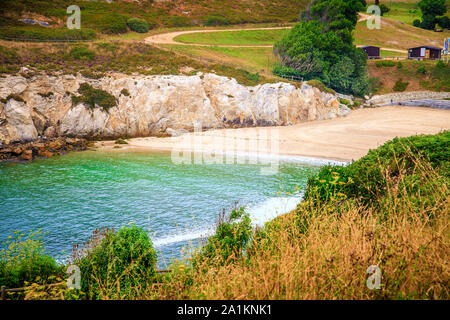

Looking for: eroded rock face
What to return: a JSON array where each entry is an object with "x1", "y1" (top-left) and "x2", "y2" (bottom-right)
[{"x1": 0, "y1": 73, "x2": 350, "y2": 144}]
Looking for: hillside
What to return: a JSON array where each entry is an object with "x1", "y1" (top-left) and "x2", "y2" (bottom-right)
[{"x1": 0, "y1": 0, "x2": 308, "y2": 40}]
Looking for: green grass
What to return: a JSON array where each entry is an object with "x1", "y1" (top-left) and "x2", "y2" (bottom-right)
[
  {"x1": 381, "y1": 1, "x2": 422, "y2": 25},
  {"x1": 175, "y1": 29, "x2": 290, "y2": 45},
  {"x1": 0, "y1": 0, "x2": 308, "y2": 35},
  {"x1": 381, "y1": 49, "x2": 407, "y2": 57},
  {"x1": 169, "y1": 45, "x2": 277, "y2": 75}
]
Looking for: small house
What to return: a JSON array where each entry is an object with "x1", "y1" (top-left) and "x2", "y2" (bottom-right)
[
  {"x1": 408, "y1": 46, "x2": 442, "y2": 60},
  {"x1": 360, "y1": 46, "x2": 381, "y2": 59}
]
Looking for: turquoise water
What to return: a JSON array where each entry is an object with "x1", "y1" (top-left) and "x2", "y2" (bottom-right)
[{"x1": 0, "y1": 150, "x2": 321, "y2": 266}]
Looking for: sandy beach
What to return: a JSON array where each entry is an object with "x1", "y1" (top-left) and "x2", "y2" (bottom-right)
[{"x1": 97, "y1": 106, "x2": 450, "y2": 162}]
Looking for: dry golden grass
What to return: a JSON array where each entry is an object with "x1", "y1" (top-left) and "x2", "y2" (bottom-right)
[{"x1": 145, "y1": 158, "x2": 449, "y2": 300}]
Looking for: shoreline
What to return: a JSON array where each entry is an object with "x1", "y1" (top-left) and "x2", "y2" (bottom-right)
[{"x1": 96, "y1": 106, "x2": 450, "y2": 163}]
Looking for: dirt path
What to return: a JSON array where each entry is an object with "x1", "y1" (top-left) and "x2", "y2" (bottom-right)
[{"x1": 98, "y1": 107, "x2": 450, "y2": 162}]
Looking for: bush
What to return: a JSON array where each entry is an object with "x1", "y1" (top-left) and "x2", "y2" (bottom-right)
[
  {"x1": 0, "y1": 45, "x2": 21, "y2": 64},
  {"x1": 306, "y1": 79, "x2": 336, "y2": 94},
  {"x1": 0, "y1": 230, "x2": 61, "y2": 289},
  {"x1": 94, "y1": 13, "x2": 128, "y2": 34},
  {"x1": 194, "y1": 207, "x2": 252, "y2": 268},
  {"x1": 413, "y1": 19, "x2": 422, "y2": 27},
  {"x1": 0, "y1": 26, "x2": 96, "y2": 40},
  {"x1": 369, "y1": 76, "x2": 382, "y2": 93},
  {"x1": 305, "y1": 131, "x2": 450, "y2": 205},
  {"x1": 397, "y1": 61, "x2": 403, "y2": 69},
  {"x1": 339, "y1": 98, "x2": 351, "y2": 106},
  {"x1": 69, "y1": 46, "x2": 95, "y2": 61},
  {"x1": 416, "y1": 65, "x2": 427, "y2": 74},
  {"x1": 76, "y1": 226, "x2": 157, "y2": 299},
  {"x1": 127, "y1": 18, "x2": 150, "y2": 33},
  {"x1": 203, "y1": 15, "x2": 231, "y2": 26},
  {"x1": 376, "y1": 60, "x2": 396, "y2": 68},
  {"x1": 163, "y1": 16, "x2": 192, "y2": 28},
  {"x1": 72, "y1": 83, "x2": 117, "y2": 112},
  {"x1": 379, "y1": 4, "x2": 390, "y2": 16},
  {"x1": 393, "y1": 78, "x2": 409, "y2": 92}
]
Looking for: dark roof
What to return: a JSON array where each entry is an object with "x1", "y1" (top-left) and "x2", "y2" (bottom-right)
[
  {"x1": 409, "y1": 45, "x2": 442, "y2": 50},
  {"x1": 359, "y1": 45, "x2": 380, "y2": 49}
]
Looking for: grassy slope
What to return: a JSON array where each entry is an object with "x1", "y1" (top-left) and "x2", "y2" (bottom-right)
[
  {"x1": 0, "y1": 0, "x2": 308, "y2": 31},
  {"x1": 0, "y1": 41, "x2": 270, "y2": 86},
  {"x1": 354, "y1": 17, "x2": 450, "y2": 50},
  {"x1": 368, "y1": 59, "x2": 450, "y2": 93},
  {"x1": 175, "y1": 29, "x2": 290, "y2": 45}
]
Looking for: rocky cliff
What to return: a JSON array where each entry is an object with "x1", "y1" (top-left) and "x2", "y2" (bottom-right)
[{"x1": 0, "y1": 73, "x2": 350, "y2": 144}]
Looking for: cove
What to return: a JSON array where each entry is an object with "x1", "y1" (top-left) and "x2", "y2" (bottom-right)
[{"x1": 0, "y1": 150, "x2": 322, "y2": 266}]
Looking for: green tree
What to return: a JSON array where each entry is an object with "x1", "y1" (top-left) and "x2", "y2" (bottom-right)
[
  {"x1": 417, "y1": 0, "x2": 447, "y2": 30},
  {"x1": 275, "y1": 0, "x2": 369, "y2": 96}
]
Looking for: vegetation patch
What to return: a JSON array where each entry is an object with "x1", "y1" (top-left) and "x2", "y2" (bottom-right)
[
  {"x1": 393, "y1": 78, "x2": 409, "y2": 92},
  {"x1": 0, "y1": 26, "x2": 96, "y2": 41},
  {"x1": 0, "y1": 230, "x2": 62, "y2": 291},
  {"x1": 127, "y1": 18, "x2": 151, "y2": 34},
  {"x1": 71, "y1": 83, "x2": 117, "y2": 112},
  {"x1": 306, "y1": 79, "x2": 336, "y2": 94},
  {"x1": 72, "y1": 226, "x2": 157, "y2": 299}
]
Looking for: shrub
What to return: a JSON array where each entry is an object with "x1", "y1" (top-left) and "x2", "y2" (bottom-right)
[
  {"x1": 163, "y1": 16, "x2": 192, "y2": 28},
  {"x1": 127, "y1": 18, "x2": 150, "y2": 33},
  {"x1": 69, "y1": 46, "x2": 95, "y2": 61},
  {"x1": 305, "y1": 131, "x2": 450, "y2": 206},
  {"x1": 0, "y1": 26, "x2": 96, "y2": 40},
  {"x1": 416, "y1": 65, "x2": 427, "y2": 74},
  {"x1": 393, "y1": 78, "x2": 409, "y2": 92},
  {"x1": 203, "y1": 15, "x2": 231, "y2": 26},
  {"x1": 352, "y1": 100, "x2": 362, "y2": 108},
  {"x1": 0, "y1": 45, "x2": 21, "y2": 64},
  {"x1": 75, "y1": 226, "x2": 157, "y2": 299},
  {"x1": 413, "y1": 19, "x2": 422, "y2": 27},
  {"x1": 72, "y1": 83, "x2": 117, "y2": 112},
  {"x1": 94, "y1": 13, "x2": 128, "y2": 34},
  {"x1": 379, "y1": 4, "x2": 390, "y2": 16},
  {"x1": 115, "y1": 138, "x2": 128, "y2": 145},
  {"x1": 194, "y1": 207, "x2": 252, "y2": 268},
  {"x1": 397, "y1": 61, "x2": 403, "y2": 69},
  {"x1": 0, "y1": 230, "x2": 61, "y2": 289},
  {"x1": 306, "y1": 79, "x2": 336, "y2": 94},
  {"x1": 369, "y1": 76, "x2": 382, "y2": 94},
  {"x1": 339, "y1": 98, "x2": 351, "y2": 106},
  {"x1": 120, "y1": 88, "x2": 130, "y2": 97}
]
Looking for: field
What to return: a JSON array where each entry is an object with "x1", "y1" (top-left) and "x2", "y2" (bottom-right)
[{"x1": 175, "y1": 29, "x2": 290, "y2": 46}]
